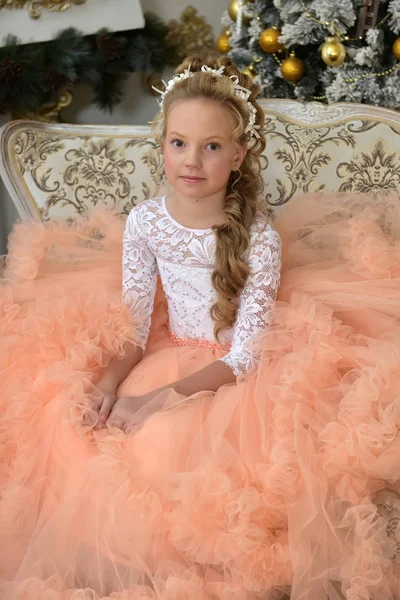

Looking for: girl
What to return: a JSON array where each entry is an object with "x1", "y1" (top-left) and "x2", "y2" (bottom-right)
[
  {"x1": 94, "y1": 57, "x2": 281, "y2": 434},
  {"x1": 1, "y1": 55, "x2": 400, "y2": 600}
]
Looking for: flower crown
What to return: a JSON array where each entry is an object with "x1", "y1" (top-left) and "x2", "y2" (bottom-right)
[{"x1": 152, "y1": 64, "x2": 261, "y2": 142}]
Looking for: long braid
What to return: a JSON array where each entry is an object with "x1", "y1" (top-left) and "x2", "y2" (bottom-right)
[{"x1": 211, "y1": 141, "x2": 265, "y2": 340}]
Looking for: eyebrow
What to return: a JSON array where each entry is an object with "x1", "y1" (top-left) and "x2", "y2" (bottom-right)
[{"x1": 167, "y1": 132, "x2": 226, "y2": 141}]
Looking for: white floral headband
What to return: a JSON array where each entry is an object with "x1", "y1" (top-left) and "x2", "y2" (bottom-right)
[{"x1": 152, "y1": 64, "x2": 261, "y2": 142}]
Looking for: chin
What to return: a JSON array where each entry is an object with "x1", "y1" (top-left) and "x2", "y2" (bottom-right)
[
  {"x1": 177, "y1": 185, "x2": 209, "y2": 199},
  {"x1": 178, "y1": 182, "x2": 225, "y2": 197}
]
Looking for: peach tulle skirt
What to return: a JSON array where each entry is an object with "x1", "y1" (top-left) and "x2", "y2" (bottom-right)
[{"x1": 2, "y1": 193, "x2": 400, "y2": 600}]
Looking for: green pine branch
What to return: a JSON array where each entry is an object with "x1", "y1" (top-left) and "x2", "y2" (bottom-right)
[{"x1": 0, "y1": 12, "x2": 179, "y2": 115}]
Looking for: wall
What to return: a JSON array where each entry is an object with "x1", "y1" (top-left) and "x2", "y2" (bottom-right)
[{"x1": 0, "y1": 0, "x2": 227, "y2": 253}]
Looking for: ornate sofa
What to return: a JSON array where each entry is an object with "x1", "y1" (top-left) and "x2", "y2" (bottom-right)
[
  {"x1": 1, "y1": 101, "x2": 400, "y2": 571},
  {"x1": 1, "y1": 99, "x2": 400, "y2": 222}
]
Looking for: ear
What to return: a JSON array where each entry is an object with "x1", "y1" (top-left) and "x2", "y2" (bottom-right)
[{"x1": 233, "y1": 142, "x2": 248, "y2": 169}]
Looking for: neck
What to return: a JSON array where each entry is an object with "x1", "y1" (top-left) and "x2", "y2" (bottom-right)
[{"x1": 168, "y1": 189, "x2": 228, "y2": 228}]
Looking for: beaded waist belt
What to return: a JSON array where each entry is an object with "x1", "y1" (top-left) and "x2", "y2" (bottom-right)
[{"x1": 167, "y1": 329, "x2": 230, "y2": 352}]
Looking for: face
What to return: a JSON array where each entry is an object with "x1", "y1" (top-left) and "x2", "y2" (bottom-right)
[{"x1": 162, "y1": 97, "x2": 247, "y2": 203}]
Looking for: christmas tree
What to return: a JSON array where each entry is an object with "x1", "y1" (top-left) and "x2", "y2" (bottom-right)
[{"x1": 216, "y1": 0, "x2": 400, "y2": 108}]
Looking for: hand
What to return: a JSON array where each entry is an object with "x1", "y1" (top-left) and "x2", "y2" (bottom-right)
[
  {"x1": 107, "y1": 393, "x2": 161, "y2": 434},
  {"x1": 90, "y1": 380, "x2": 118, "y2": 427}
]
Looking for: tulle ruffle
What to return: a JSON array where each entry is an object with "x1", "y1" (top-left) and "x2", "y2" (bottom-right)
[{"x1": 1, "y1": 194, "x2": 400, "y2": 599}]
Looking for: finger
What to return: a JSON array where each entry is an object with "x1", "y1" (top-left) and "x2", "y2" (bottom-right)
[
  {"x1": 82, "y1": 409, "x2": 98, "y2": 428},
  {"x1": 122, "y1": 412, "x2": 142, "y2": 433},
  {"x1": 126, "y1": 423, "x2": 143, "y2": 435},
  {"x1": 125, "y1": 419, "x2": 144, "y2": 436},
  {"x1": 91, "y1": 401, "x2": 103, "y2": 415},
  {"x1": 88, "y1": 387, "x2": 103, "y2": 403},
  {"x1": 94, "y1": 415, "x2": 106, "y2": 430},
  {"x1": 90, "y1": 403, "x2": 104, "y2": 430},
  {"x1": 122, "y1": 420, "x2": 135, "y2": 434},
  {"x1": 88, "y1": 393, "x2": 104, "y2": 413},
  {"x1": 107, "y1": 417, "x2": 125, "y2": 431},
  {"x1": 99, "y1": 396, "x2": 116, "y2": 423}
]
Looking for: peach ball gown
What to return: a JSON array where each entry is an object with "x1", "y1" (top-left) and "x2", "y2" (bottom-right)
[{"x1": 1, "y1": 192, "x2": 400, "y2": 600}]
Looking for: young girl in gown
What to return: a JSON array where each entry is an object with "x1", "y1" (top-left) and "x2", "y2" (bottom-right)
[{"x1": 1, "y1": 55, "x2": 400, "y2": 600}]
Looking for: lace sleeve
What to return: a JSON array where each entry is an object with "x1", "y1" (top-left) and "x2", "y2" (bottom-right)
[
  {"x1": 122, "y1": 206, "x2": 158, "y2": 350},
  {"x1": 220, "y1": 225, "x2": 281, "y2": 378}
]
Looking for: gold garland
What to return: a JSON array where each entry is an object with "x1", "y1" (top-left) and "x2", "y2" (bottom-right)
[
  {"x1": 297, "y1": 0, "x2": 397, "y2": 97},
  {"x1": 311, "y1": 60, "x2": 399, "y2": 101},
  {"x1": 299, "y1": 0, "x2": 391, "y2": 39},
  {"x1": 248, "y1": 3, "x2": 396, "y2": 100},
  {"x1": 0, "y1": 0, "x2": 86, "y2": 19},
  {"x1": 299, "y1": 0, "x2": 343, "y2": 37},
  {"x1": 343, "y1": 63, "x2": 399, "y2": 83}
]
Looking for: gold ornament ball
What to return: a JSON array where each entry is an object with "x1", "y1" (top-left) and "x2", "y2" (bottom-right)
[
  {"x1": 392, "y1": 37, "x2": 400, "y2": 60},
  {"x1": 216, "y1": 32, "x2": 232, "y2": 54},
  {"x1": 228, "y1": 0, "x2": 252, "y2": 25},
  {"x1": 259, "y1": 27, "x2": 283, "y2": 53},
  {"x1": 321, "y1": 37, "x2": 346, "y2": 67},
  {"x1": 280, "y1": 53, "x2": 305, "y2": 82},
  {"x1": 243, "y1": 64, "x2": 256, "y2": 79}
]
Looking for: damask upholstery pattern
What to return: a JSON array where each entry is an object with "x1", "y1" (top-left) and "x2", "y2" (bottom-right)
[
  {"x1": 0, "y1": 125, "x2": 163, "y2": 221},
  {"x1": 1, "y1": 99, "x2": 400, "y2": 221},
  {"x1": 260, "y1": 103, "x2": 400, "y2": 207}
]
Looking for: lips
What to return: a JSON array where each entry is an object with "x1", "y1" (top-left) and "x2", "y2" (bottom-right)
[{"x1": 180, "y1": 176, "x2": 205, "y2": 182}]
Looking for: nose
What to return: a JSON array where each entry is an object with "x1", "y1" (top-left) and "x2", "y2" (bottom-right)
[{"x1": 184, "y1": 146, "x2": 202, "y2": 169}]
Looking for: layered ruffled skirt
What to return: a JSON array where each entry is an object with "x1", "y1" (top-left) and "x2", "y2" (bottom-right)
[{"x1": 1, "y1": 193, "x2": 400, "y2": 600}]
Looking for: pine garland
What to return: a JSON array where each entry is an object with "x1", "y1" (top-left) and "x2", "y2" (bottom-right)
[
  {"x1": 0, "y1": 13, "x2": 179, "y2": 115},
  {"x1": 223, "y1": 0, "x2": 400, "y2": 109}
]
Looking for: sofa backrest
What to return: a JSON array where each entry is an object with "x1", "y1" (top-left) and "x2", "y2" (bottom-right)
[{"x1": 1, "y1": 99, "x2": 400, "y2": 221}]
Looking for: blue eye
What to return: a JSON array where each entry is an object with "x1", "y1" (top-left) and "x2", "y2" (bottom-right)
[
  {"x1": 171, "y1": 138, "x2": 185, "y2": 148},
  {"x1": 207, "y1": 142, "x2": 221, "y2": 151}
]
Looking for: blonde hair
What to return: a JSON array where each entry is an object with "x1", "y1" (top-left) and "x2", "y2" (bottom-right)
[{"x1": 152, "y1": 54, "x2": 268, "y2": 341}]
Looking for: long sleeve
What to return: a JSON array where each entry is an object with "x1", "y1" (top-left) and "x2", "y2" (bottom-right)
[
  {"x1": 220, "y1": 225, "x2": 281, "y2": 377},
  {"x1": 122, "y1": 206, "x2": 158, "y2": 350}
]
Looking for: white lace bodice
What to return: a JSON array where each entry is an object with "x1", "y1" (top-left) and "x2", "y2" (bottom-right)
[{"x1": 122, "y1": 197, "x2": 281, "y2": 377}]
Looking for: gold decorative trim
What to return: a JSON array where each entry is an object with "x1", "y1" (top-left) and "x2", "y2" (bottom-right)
[
  {"x1": 142, "y1": 7, "x2": 214, "y2": 96},
  {"x1": 166, "y1": 6, "x2": 214, "y2": 62},
  {"x1": 11, "y1": 90, "x2": 73, "y2": 123},
  {"x1": 0, "y1": 0, "x2": 86, "y2": 19}
]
